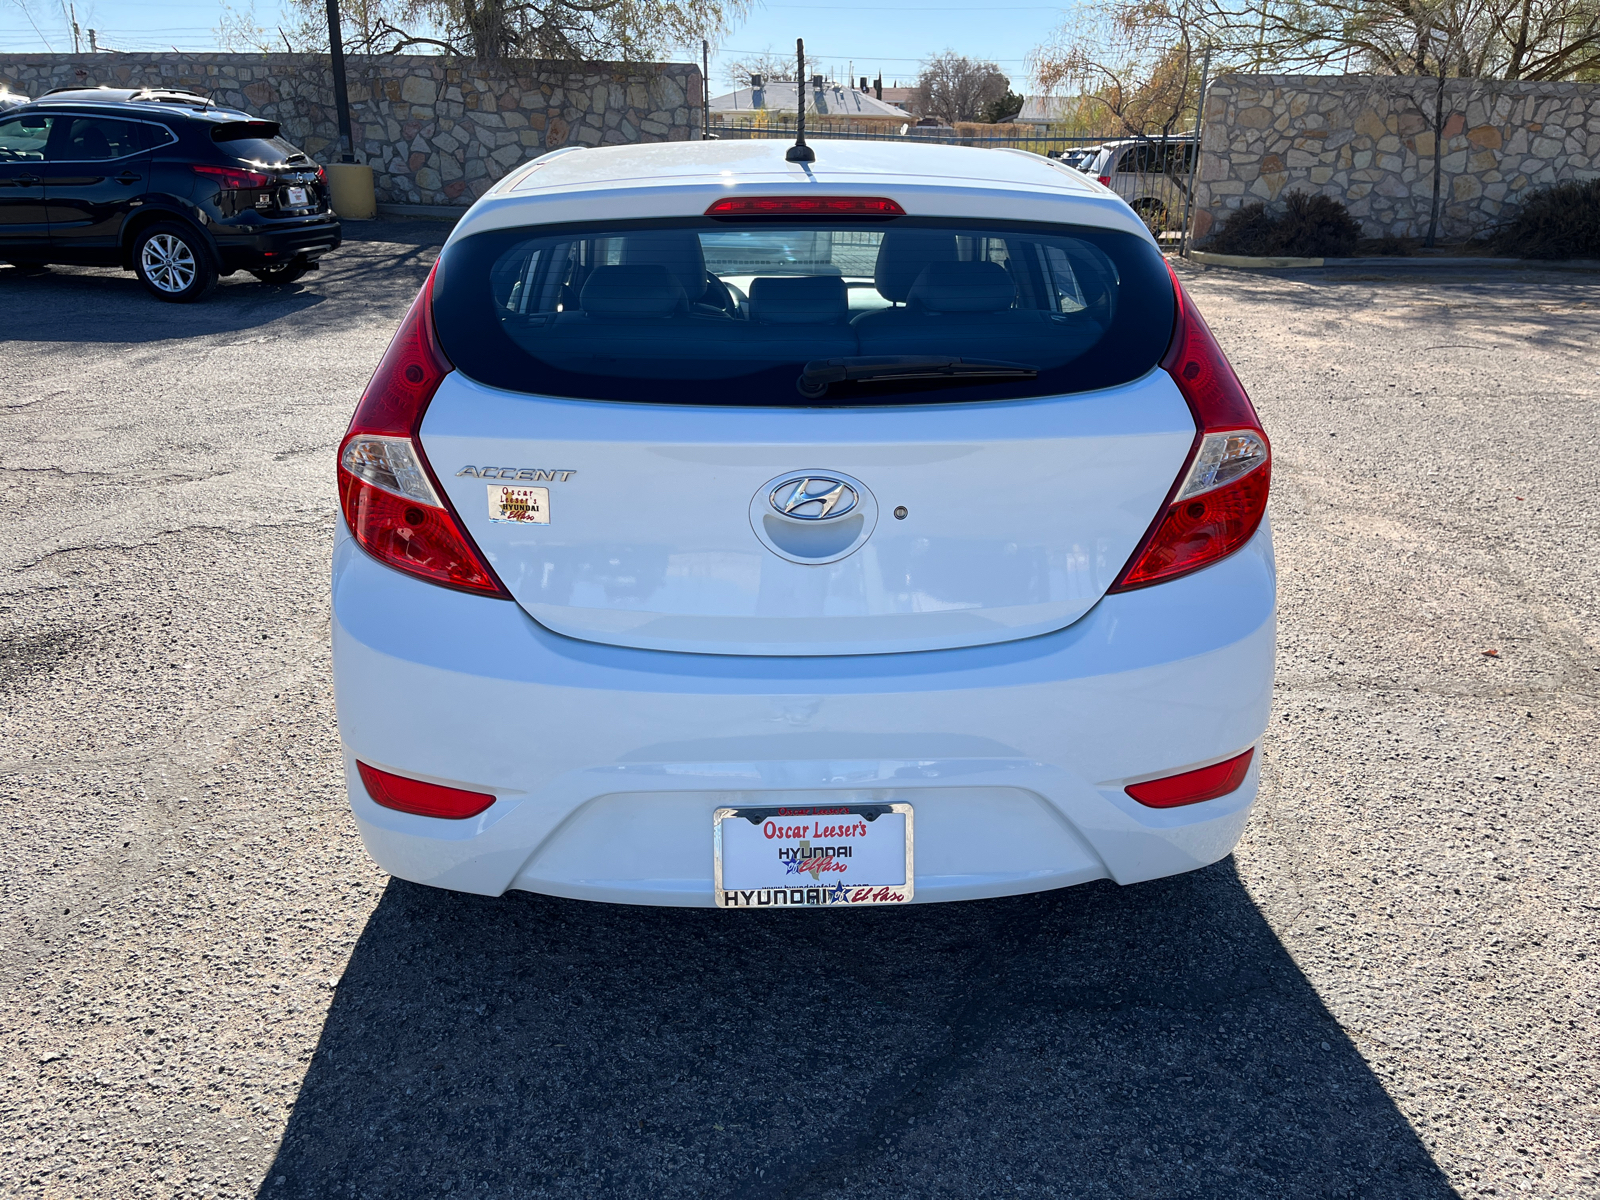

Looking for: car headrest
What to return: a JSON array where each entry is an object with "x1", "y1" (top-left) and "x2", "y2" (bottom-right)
[
  {"x1": 873, "y1": 231, "x2": 959, "y2": 303},
  {"x1": 620, "y1": 232, "x2": 707, "y2": 303},
  {"x1": 77, "y1": 126, "x2": 112, "y2": 157},
  {"x1": 908, "y1": 261, "x2": 1018, "y2": 313},
  {"x1": 746, "y1": 275, "x2": 848, "y2": 324},
  {"x1": 580, "y1": 264, "x2": 686, "y2": 317}
]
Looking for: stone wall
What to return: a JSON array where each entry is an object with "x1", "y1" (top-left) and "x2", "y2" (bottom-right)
[
  {"x1": 1194, "y1": 74, "x2": 1600, "y2": 243},
  {"x1": 0, "y1": 53, "x2": 703, "y2": 207}
]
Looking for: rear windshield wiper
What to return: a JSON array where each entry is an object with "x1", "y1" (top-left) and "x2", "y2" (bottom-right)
[{"x1": 797, "y1": 356, "x2": 1037, "y2": 398}]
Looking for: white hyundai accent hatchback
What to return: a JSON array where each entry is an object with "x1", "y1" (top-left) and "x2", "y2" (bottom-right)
[{"x1": 331, "y1": 139, "x2": 1274, "y2": 909}]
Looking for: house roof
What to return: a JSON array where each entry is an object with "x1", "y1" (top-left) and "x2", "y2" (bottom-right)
[{"x1": 710, "y1": 81, "x2": 911, "y2": 121}]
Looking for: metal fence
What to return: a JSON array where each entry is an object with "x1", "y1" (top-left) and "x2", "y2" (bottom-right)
[{"x1": 708, "y1": 122, "x2": 1201, "y2": 244}]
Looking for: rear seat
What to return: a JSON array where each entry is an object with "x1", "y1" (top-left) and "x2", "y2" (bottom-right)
[
  {"x1": 546, "y1": 251, "x2": 1059, "y2": 373},
  {"x1": 856, "y1": 260, "x2": 1055, "y2": 360}
]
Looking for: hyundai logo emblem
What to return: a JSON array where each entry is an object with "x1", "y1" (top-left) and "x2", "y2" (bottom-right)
[{"x1": 770, "y1": 476, "x2": 858, "y2": 521}]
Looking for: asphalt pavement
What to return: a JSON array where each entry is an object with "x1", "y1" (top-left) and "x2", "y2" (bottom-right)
[{"x1": 1, "y1": 230, "x2": 1596, "y2": 1199}]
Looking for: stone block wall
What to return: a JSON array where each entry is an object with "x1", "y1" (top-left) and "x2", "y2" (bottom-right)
[
  {"x1": 0, "y1": 53, "x2": 703, "y2": 207},
  {"x1": 1194, "y1": 74, "x2": 1600, "y2": 243}
]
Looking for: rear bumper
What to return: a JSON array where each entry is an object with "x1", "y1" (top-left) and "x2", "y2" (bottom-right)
[
  {"x1": 213, "y1": 215, "x2": 341, "y2": 267},
  {"x1": 331, "y1": 520, "x2": 1276, "y2": 906}
]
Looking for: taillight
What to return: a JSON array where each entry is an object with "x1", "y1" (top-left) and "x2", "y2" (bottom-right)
[
  {"x1": 337, "y1": 270, "x2": 509, "y2": 598},
  {"x1": 1125, "y1": 748, "x2": 1254, "y2": 808},
  {"x1": 1109, "y1": 265, "x2": 1270, "y2": 592},
  {"x1": 193, "y1": 164, "x2": 272, "y2": 189},
  {"x1": 357, "y1": 761, "x2": 495, "y2": 819},
  {"x1": 1096, "y1": 174, "x2": 1112, "y2": 186}
]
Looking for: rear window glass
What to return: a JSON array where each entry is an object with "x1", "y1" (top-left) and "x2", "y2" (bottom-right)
[
  {"x1": 432, "y1": 218, "x2": 1174, "y2": 405},
  {"x1": 210, "y1": 122, "x2": 304, "y2": 165}
]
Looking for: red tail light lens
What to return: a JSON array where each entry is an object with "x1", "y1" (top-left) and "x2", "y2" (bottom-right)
[
  {"x1": 1109, "y1": 266, "x2": 1270, "y2": 592},
  {"x1": 1125, "y1": 748, "x2": 1254, "y2": 808},
  {"x1": 194, "y1": 164, "x2": 273, "y2": 189},
  {"x1": 1096, "y1": 175, "x2": 1112, "y2": 186},
  {"x1": 357, "y1": 761, "x2": 495, "y2": 819},
  {"x1": 705, "y1": 196, "x2": 906, "y2": 218},
  {"x1": 337, "y1": 270, "x2": 509, "y2": 598}
]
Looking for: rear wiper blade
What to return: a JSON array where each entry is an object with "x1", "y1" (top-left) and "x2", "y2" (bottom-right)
[{"x1": 797, "y1": 355, "x2": 1037, "y2": 398}]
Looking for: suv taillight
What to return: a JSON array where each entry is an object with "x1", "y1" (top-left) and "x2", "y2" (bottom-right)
[
  {"x1": 193, "y1": 164, "x2": 272, "y2": 189},
  {"x1": 337, "y1": 270, "x2": 508, "y2": 598},
  {"x1": 1109, "y1": 265, "x2": 1271, "y2": 592}
]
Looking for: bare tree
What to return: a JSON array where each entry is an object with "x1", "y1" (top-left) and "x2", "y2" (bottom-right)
[
  {"x1": 915, "y1": 52, "x2": 1011, "y2": 123},
  {"x1": 1197, "y1": 0, "x2": 1600, "y2": 79},
  {"x1": 725, "y1": 51, "x2": 798, "y2": 86},
  {"x1": 262, "y1": 0, "x2": 747, "y2": 61},
  {"x1": 1032, "y1": 0, "x2": 1221, "y2": 136}
]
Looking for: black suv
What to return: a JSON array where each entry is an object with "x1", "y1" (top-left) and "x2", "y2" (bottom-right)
[{"x1": 0, "y1": 86, "x2": 341, "y2": 301}]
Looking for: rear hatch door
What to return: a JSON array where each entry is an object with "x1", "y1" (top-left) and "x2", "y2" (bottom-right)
[{"x1": 422, "y1": 373, "x2": 1193, "y2": 655}]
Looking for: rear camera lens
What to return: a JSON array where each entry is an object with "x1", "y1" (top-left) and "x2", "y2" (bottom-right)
[
  {"x1": 894, "y1": 506, "x2": 908, "y2": 519},
  {"x1": 404, "y1": 507, "x2": 425, "y2": 525}
]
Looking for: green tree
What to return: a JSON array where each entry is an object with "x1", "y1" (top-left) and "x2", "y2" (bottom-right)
[{"x1": 980, "y1": 88, "x2": 1026, "y2": 122}]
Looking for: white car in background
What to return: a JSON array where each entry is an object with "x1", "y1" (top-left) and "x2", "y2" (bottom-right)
[
  {"x1": 1079, "y1": 138, "x2": 1198, "y2": 231},
  {"x1": 331, "y1": 139, "x2": 1274, "y2": 909}
]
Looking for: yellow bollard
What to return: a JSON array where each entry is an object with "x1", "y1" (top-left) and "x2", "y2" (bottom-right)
[{"x1": 325, "y1": 162, "x2": 376, "y2": 220}]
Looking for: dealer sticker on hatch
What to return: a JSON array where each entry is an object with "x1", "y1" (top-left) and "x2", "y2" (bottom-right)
[
  {"x1": 714, "y1": 803, "x2": 913, "y2": 908},
  {"x1": 488, "y1": 484, "x2": 549, "y2": 524}
]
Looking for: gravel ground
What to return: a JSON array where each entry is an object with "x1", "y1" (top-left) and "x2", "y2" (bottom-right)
[{"x1": 1, "y1": 232, "x2": 1596, "y2": 1200}]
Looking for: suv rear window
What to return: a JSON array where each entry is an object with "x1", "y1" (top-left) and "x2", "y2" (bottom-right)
[
  {"x1": 432, "y1": 218, "x2": 1174, "y2": 405},
  {"x1": 211, "y1": 121, "x2": 306, "y2": 165}
]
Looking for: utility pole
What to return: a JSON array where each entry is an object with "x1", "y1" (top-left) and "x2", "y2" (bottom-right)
[
  {"x1": 703, "y1": 38, "x2": 711, "y2": 139},
  {"x1": 68, "y1": 3, "x2": 80, "y2": 53},
  {"x1": 324, "y1": 0, "x2": 355, "y2": 162}
]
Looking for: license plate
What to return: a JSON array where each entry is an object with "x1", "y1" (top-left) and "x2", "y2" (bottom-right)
[
  {"x1": 714, "y1": 803, "x2": 913, "y2": 907},
  {"x1": 286, "y1": 186, "x2": 309, "y2": 206},
  {"x1": 488, "y1": 484, "x2": 549, "y2": 524}
]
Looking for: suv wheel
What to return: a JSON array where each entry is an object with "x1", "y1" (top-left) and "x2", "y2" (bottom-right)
[
  {"x1": 249, "y1": 257, "x2": 311, "y2": 285},
  {"x1": 134, "y1": 223, "x2": 217, "y2": 302}
]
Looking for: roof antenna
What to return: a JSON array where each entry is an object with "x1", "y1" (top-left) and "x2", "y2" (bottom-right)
[{"x1": 786, "y1": 37, "x2": 815, "y2": 163}]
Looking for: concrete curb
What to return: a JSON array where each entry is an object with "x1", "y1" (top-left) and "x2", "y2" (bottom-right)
[
  {"x1": 1187, "y1": 249, "x2": 1600, "y2": 272},
  {"x1": 1189, "y1": 250, "x2": 1325, "y2": 268}
]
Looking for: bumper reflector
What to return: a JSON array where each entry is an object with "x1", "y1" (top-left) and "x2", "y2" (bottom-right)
[
  {"x1": 357, "y1": 761, "x2": 495, "y2": 819},
  {"x1": 1125, "y1": 748, "x2": 1254, "y2": 808}
]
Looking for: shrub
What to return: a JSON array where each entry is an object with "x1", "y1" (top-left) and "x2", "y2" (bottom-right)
[
  {"x1": 1492, "y1": 178, "x2": 1600, "y2": 260},
  {"x1": 1207, "y1": 192, "x2": 1361, "y2": 258}
]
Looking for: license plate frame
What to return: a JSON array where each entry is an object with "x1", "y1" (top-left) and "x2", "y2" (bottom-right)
[
  {"x1": 286, "y1": 185, "x2": 309, "y2": 207},
  {"x1": 713, "y1": 802, "x2": 913, "y2": 908}
]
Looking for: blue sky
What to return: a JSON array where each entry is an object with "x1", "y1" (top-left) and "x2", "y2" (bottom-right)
[{"x1": 0, "y1": 0, "x2": 1068, "y2": 93}]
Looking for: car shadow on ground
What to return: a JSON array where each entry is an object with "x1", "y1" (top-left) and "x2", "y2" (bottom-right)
[
  {"x1": 259, "y1": 860, "x2": 1458, "y2": 1200},
  {"x1": 0, "y1": 220, "x2": 450, "y2": 344}
]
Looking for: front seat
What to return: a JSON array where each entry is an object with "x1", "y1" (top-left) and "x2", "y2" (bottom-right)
[
  {"x1": 862, "y1": 231, "x2": 959, "y2": 308},
  {"x1": 74, "y1": 124, "x2": 113, "y2": 159},
  {"x1": 620, "y1": 232, "x2": 735, "y2": 315}
]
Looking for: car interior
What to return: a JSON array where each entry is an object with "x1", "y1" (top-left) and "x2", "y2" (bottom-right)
[{"x1": 491, "y1": 226, "x2": 1118, "y2": 379}]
